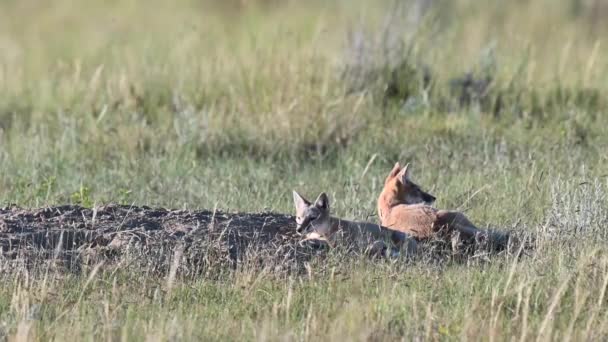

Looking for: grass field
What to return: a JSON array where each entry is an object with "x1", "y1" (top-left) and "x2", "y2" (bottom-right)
[{"x1": 1, "y1": 0, "x2": 608, "y2": 340}]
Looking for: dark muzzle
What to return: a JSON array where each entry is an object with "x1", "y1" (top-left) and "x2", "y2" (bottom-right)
[
  {"x1": 423, "y1": 192, "x2": 436, "y2": 204},
  {"x1": 296, "y1": 218, "x2": 313, "y2": 234}
]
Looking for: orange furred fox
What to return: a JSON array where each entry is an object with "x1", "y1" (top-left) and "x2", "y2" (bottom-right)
[
  {"x1": 377, "y1": 163, "x2": 509, "y2": 249},
  {"x1": 292, "y1": 191, "x2": 417, "y2": 257}
]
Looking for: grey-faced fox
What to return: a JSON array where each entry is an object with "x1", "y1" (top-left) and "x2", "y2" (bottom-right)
[
  {"x1": 292, "y1": 191, "x2": 417, "y2": 257},
  {"x1": 377, "y1": 163, "x2": 509, "y2": 250}
]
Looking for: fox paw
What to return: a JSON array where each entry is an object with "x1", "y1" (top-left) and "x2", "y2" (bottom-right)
[{"x1": 299, "y1": 239, "x2": 329, "y2": 250}]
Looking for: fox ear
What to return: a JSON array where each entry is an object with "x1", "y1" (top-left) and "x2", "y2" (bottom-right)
[
  {"x1": 314, "y1": 192, "x2": 330, "y2": 211},
  {"x1": 388, "y1": 162, "x2": 401, "y2": 179},
  {"x1": 396, "y1": 163, "x2": 411, "y2": 183},
  {"x1": 292, "y1": 191, "x2": 311, "y2": 214}
]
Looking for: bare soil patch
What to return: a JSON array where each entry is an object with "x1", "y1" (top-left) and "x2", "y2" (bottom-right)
[{"x1": 0, "y1": 204, "x2": 311, "y2": 275}]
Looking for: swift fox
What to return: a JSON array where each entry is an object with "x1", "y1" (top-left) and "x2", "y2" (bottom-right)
[
  {"x1": 377, "y1": 163, "x2": 509, "y2": 249},
  {"x1": 292, "y1": 191, "x2": 417, "y2": 256},
  {"x1": 377, "y1": 163, "x2": 436, "y2": 222}
]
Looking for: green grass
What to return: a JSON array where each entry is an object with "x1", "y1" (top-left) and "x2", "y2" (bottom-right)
[{"x1": 1, "y1": 0, "x2": 608, "y2": 340}]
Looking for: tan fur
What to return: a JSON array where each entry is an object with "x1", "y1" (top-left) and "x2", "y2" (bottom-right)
[
  {"x1": 377, "y1": 162, "x2": 436, "y2": 222},
  {"x1": 377, "y1": 163, "x2": 508, "y2": 248},
  {"x1": 293, "y1": 191, "x2": 417, "y2": 256}
]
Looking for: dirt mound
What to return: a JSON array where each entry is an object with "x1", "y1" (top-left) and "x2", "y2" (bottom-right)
[
  {"x1": 0, "y1": 204, "x2": 532, "y2": 276},
  {"x1": 0, "y1": 204, "x2": 313, "y2": 275}
]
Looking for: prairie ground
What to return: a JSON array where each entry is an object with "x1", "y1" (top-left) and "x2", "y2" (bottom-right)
[{"x1": 1, "y1": 0, "x2": 608, "y2": 340}]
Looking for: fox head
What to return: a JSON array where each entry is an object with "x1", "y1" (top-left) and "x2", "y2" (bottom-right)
[
  {"x1": 379, "y1": 162, "x2": 436, "y2": 208},
  {"x1": 292, "y1": 191, "x2": 331, "y2": 236}
]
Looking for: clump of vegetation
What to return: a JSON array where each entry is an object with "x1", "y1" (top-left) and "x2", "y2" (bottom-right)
[{"x1": 339, "y1": 0, "x2": 606, "y2": 121}]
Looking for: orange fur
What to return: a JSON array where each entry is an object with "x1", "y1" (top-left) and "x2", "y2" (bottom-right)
[
  {"x1": 378, "y1": 162, "x2": 436, "y2": 222},
  {"x1": 377, "y1": 163, "x2": 502, "y2": 245}
]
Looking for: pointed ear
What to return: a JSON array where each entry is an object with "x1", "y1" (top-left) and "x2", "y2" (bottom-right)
[
  {"x1": 396, "y1": 163, "x2": 410, "y2": 183},
  {"x1": 292, "y1": 190, "x2": 310, "y2": 214},
  {"x1": 314, "y1": 192, "x2": 329, "y2": 211},
  {"x1": 387, "y1": 162, "x2": 401, "y2": 179}
]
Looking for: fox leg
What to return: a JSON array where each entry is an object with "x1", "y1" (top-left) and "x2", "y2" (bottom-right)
[
  {"x1": 437, "y1": 211, "x2": 510, "y2": 250},
  {"x1": 299, "y1": 238, "x2": 330, "y2": 250},
  {"x1": 436, "y1": 210, "x2": 482, "y2": 240},
  {"x1": 299, "y1": 233, "x2": 332, "y2": 249}
]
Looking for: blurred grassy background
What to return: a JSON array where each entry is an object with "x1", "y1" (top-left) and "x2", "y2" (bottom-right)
[{"x1": 1, "y1": 0, "x2": 606, "y2": 215}]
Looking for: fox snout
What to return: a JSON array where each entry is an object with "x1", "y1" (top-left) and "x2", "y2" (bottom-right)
[
  {"x1": 295, "y1": 218, "x2": 312, "y2": 235},
  {"x1": 422, "y1": 192, "x2": 436, "y2": 204}
]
